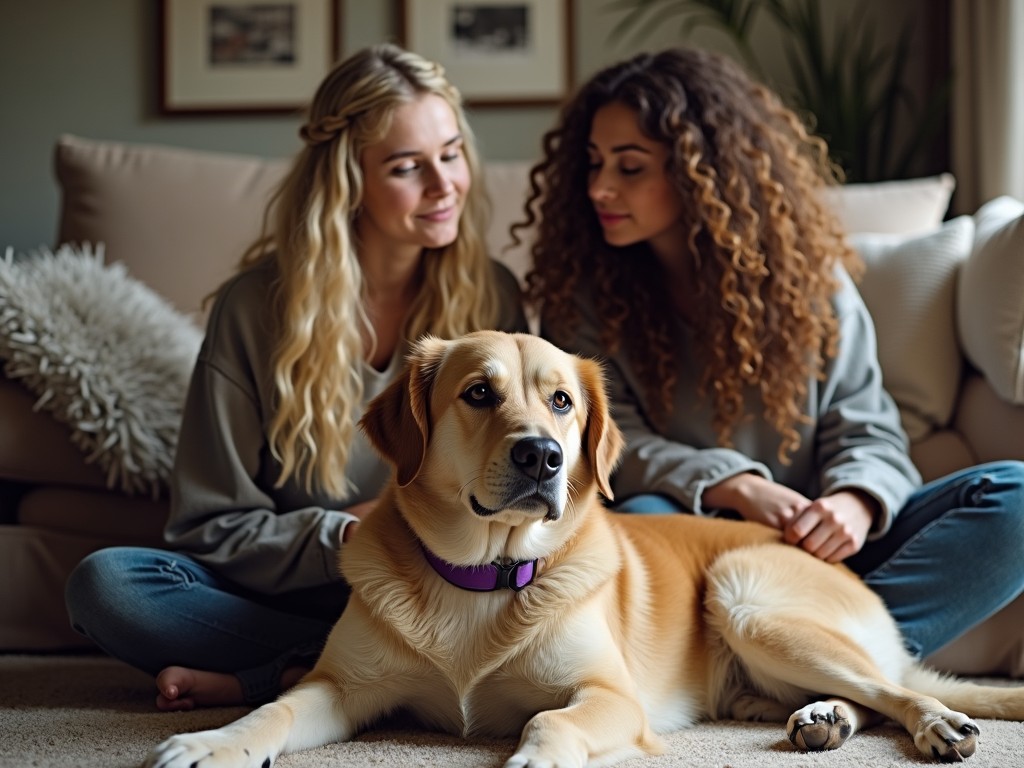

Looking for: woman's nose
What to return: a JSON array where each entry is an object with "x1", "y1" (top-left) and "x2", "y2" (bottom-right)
[
  {"x1": 426, "y1": 163, "x2": 454, "y2": 195},
  {"x1": 588, "y1": 167, "x2": 614, "y2": 201}
]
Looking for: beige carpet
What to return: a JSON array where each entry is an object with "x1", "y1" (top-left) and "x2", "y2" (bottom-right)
[{"x1": 1, "y1": 654, "x2": 1023, "y2": 768}]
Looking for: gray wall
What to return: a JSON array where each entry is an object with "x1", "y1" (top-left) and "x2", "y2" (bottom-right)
[{"x1": 0, "y1": 0, "x2": 930, "y2": 252}]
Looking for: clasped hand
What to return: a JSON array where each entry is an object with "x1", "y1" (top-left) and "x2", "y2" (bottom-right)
[{"x1": 705, "y1": 474, "x2": 875, "y2": 563}]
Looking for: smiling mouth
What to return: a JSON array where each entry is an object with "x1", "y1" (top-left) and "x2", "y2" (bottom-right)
[{"x1": 419, "y1": 206, "x2": 456, "y2": 221}]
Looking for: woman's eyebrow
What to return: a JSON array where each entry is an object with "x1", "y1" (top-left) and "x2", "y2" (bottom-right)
[
  {"x1": 587, "y1": 141, "x2": 653, "y2": 154},
  {"x1": 384, "y1": 134, "x2": 462, "y2": 163}
]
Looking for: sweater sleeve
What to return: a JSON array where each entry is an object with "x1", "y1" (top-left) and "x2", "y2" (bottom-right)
[
  {"x1": 812, "y1": 271, "x2": 921, "y2": 537},
  {"x1": 165, "y1": 270, "x2": 361, "y2": 594}
]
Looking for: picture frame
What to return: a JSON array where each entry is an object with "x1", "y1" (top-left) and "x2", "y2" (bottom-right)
[
  {"x1": 399, "y1": 0, "x2": 574, "y2": 107},
  {"x1": 159, "y1": 0, "x2": 340, "y2": 115}
]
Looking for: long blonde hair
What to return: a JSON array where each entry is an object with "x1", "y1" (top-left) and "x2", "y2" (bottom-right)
[
  {"x1": 238, "y1": 43, "x2": 501, "y2": 497},
  {"x1": 522, "y1": 48, "x2": 861, "y2": 463}
]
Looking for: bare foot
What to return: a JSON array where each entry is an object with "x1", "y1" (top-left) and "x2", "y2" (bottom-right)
[
  {"x1": 155, "y1": 666, "x2": 242, "y2": 711},
  {"x1": 154, "y1": 664, "x2": 310, "y2": 711}
]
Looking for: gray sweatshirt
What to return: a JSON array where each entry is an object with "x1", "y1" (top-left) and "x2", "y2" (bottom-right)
[
  {"x1": 543, "y1": 269, "x2": 920, "y2": 538},
  {"x1": 166, "y1": 259, "x2": 527, "y2": 594}
]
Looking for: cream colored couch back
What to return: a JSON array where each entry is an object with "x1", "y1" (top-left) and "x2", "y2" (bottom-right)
[{"x1": 58, "y1": 134, "x2": 1024, "y2": 483}]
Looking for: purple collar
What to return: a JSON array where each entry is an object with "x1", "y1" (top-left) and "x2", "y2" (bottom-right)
[{"x1": 421, "y1": 544, "x2": 538, "y2": 592}]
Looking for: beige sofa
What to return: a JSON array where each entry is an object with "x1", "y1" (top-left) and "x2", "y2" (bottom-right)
[{"x1": 2, "y1": 135, "x2": 1023, "y2": 674}]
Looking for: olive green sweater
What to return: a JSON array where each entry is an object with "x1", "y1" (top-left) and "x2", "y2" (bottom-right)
[{"x1": 166, "y1": 260, "x2": 527, "y2": 594}]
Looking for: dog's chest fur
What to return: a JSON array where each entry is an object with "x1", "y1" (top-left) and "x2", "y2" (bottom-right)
[{"x1": 368, "y1": 579, "x2": 589, "y2": 737}]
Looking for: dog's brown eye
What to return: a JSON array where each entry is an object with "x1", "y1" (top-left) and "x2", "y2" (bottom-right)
[
  {"x1": 461, "y1": 383, "x2": 498, "y2": 408},
  {"x1": 551, "y1": 390, "x2": 572, "y2": 412}
]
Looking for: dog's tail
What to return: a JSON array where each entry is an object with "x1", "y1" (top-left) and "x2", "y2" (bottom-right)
[{"x1": 904, "y1": 664, "x2": 1024, "y2": 719}]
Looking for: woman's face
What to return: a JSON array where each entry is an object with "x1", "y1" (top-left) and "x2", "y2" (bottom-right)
[
  {"x1": 587, "y1": 101, "x2": 687, "y2": 260},
  {"x1": 358, "y1": 93, "x2": 470, "y2": 257}
]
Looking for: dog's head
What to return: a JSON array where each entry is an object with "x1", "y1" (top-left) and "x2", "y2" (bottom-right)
[{"x1": 360, "y1": 331, "x2": 623, "y2": 561}]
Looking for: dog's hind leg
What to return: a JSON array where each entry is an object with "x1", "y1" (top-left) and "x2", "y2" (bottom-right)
[
  {"x1": 145, "y1": 678, "x2": 352, "y2": 768},
  {"x1": 704, "y1": 545, "x2": 985, "y2": 761}
]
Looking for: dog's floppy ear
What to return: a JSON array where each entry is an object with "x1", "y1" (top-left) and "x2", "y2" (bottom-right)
[
  {"x1": 577, "y1": 356, "x2": 624, "y2": 500},
  {"x1": 360, "y1": 335, "x2": 447, "y2": 487}
]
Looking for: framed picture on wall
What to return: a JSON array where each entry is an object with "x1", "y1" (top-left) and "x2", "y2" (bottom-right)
[
  {"x1": 159, "y1": 0, "x2": 340, "y2": 115},
  {"x1": 399, "y1": 0, "x2": 574, "y2": 107}
]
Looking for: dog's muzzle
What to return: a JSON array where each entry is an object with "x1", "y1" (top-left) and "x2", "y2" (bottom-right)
[{"x1": 470, "y1": 437, "x2": 566, "y2": 521}]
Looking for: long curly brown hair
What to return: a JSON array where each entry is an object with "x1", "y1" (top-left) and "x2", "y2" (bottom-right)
[{"x1": 521, "y1": 47, "x2": 862, "y2": 463}]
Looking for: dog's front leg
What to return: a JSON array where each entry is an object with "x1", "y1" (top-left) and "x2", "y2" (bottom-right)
[
  {"x1": 144, "y1": 678, "x2": 350, "y2": 768},
  {"x1": 505, "y1": 683, "x2": 662, "y2": 768}
]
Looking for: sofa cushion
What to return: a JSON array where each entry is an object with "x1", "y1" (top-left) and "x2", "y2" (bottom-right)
[
  {"x1": 957, "y1": 196, "x2": 1024, "y2": 404},
  {"x1": 850, "y1": 216, "x2": 974, "y2": 441},
  {"x1": 954, "y1": 372, "x2": 1024, "y2": 464},
  {"x1": 0, "y1": 524, "x2": 148, "y2": 651},
  {"x1": 55, "y1": 134, "x2": 288, "y2": 322},
  {"x1": 907, "y1": 428, "x2": 977, "y2": 484},
  {"x1": 18, "y1": 487, "x2": 168, "y2": 543},
  {"x1": 821, "y1": 173, "x2": 956, "y2": 236}
]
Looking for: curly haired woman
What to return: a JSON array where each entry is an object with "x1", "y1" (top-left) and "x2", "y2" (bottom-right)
[
  {"x1": 65, "y1": 43, "x2": 527, "y2": 709},
  {"x1": 522, "y1": 47, "x2": 1024, "y2": 674}
]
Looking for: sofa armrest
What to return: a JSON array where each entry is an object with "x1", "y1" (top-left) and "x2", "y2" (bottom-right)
[{"x1": 0, "y1": 376, "x2": 108, "y2": 490}]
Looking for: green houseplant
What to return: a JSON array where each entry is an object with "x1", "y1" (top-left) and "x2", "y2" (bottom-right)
[{"x1": 605, "y1": 0, "x2": 951, "y2": 182}]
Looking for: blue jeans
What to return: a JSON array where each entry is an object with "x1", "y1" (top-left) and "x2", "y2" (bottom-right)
[
  {"x1": 616, "y1": 461, "x2": 1024, "y2": 659},
  {"x1": 64, "y1": 547, "x2": 348, "y2": 704}
]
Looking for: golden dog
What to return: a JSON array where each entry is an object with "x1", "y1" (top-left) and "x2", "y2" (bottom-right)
[{"x1": 146, "y1": 330, "x2": 1024, "y2": 768}]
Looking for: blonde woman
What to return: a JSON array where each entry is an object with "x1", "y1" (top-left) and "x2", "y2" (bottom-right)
[
  {"x1": 523, "y1": 48, "x2": 1024, "y2": 672},
  {"x1": 66, "y1": 43, "x2": 527, "y2": 710}
]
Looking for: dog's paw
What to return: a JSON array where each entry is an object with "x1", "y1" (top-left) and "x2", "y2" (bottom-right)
[
  {"x1": 144, "y1": 731, "x2": 272, "y2": 768},
  {"x1": 506, "y1": 729, "x2": 588, "y2": 768},
  {"x1": 504, "y1": 753, "x2": 582, "y2": 768},
  {"x1": 787, "y1": 701, "x2": 853, "y2": 752},
  {"x1": 913, "y1": 710, "x2": 979, "y2": 762},
  {"x1": 505, "y1": 743, "x2": 586, "y2": 768}
]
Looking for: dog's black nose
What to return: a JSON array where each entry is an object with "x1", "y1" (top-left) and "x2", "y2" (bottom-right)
[{"x1": 511, "y1": 437, "x2": 563, "y2": 483}]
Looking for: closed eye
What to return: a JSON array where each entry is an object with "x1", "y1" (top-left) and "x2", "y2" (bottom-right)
[{"x1": 391, "y1": 161, "x2": 419, "y2": 176}]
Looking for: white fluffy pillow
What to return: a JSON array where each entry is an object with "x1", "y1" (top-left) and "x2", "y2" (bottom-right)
[
  {"x1": 823, "y1": 174, "x2": 956, "y2": 236},
  {"x1": 0, "y1": 244, "x2": 202, "y2": 496},
  {"x1": 957, "y1": 196, "x2": 1024, "y2": 404},
  {"x1": 851, "y1": 215, "x2": 975, "y2": 440}
]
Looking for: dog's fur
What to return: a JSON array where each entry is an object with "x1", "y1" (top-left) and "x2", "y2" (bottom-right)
[{"x1": 146, "y1": 331, "x2": 1024, "y2": 768}]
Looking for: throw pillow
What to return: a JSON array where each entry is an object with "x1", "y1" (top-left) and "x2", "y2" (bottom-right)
[
  {"x1": 822, "y1": 173, "x2": 956, "y2": 236},
  {"x1": 0, "y1": 244, "x2": 203, "y2": 497},
  {"x1": 850, "y1": 215, "x2": 975, "y2": 441},
  {"x1": 957, "y1": 196, "x2": 1024, "y2": 404}
]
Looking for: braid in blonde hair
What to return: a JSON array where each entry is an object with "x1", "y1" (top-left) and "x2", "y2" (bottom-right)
[{"x1": 299, "y1": 114, "x2": 351, "y2": 145}]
